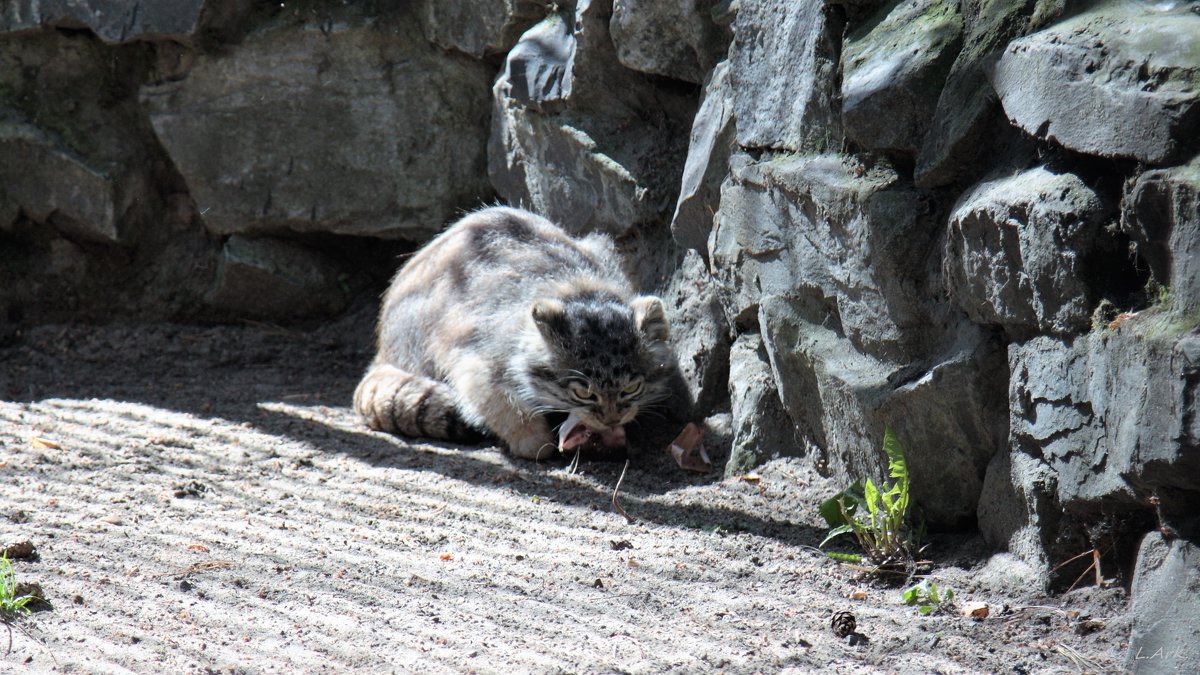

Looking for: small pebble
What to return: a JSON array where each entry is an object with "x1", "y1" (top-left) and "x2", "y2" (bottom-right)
[{"x1": 2, "y1": 540, "x2": 35, "y2": 559}]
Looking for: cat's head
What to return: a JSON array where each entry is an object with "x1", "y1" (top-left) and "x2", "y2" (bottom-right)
[{"x1": 519, "y1": 287, "x2": 675, "y2": 432}]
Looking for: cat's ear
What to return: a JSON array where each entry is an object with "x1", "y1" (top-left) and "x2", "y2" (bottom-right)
[
  {"x1": 631, "y1": 296, "x2": 669, "y2": 342},
  {"x1": 531, "y1": 298, "x2": 567, "y2": 341}
]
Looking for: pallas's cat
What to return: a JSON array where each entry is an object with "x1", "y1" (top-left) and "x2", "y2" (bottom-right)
[{"x1": 354, "y1": 207, "x2": 687, "y2": 459}]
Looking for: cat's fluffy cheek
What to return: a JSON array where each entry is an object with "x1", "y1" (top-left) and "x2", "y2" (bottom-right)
[{"x1": 619, "y1": 406, "x2": 639, "y2": 425}]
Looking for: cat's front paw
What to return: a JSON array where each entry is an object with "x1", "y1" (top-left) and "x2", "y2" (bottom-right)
[{"x1": 505, "y1": 429, "x2": 556, "y2": 460}]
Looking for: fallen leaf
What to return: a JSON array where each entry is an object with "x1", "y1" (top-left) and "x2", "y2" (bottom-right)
[
  {"x1": 961, "y1": 601, "x2": 989, "y2": 619},
  {"x1": 30, "y1": 436, "x2": 61, "y2": 450},
  {"x1": 100, "y1": 515, "x2": 124, "y2": 525},
  {"x1": 849, "y1": 590, "x2": 868, "y2": 600},
  {"x1": 439, "y1": 553, "x2": 454, "y2": 561},
  {"x1": 738, "y1": 474, "x2": 762, "y2": 483},
  {"x1": 187, "y1": 544, "x2": 210, "y2": 553}
]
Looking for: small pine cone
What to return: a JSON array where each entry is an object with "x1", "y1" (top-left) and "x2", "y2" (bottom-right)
[{"x1": 831, "y1": 610, "x2": 857, "y2": 638}]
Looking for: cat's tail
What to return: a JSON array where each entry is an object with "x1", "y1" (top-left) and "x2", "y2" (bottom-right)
[{"x1": 353, "y1": 363, "x2": 485, "y2": 444}]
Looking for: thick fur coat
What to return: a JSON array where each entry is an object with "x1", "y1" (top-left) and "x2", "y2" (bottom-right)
[{"x1": 354, "y1": 207, "x2": 689, "y2": 459}]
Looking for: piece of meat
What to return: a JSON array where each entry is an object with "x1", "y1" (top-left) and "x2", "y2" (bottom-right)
[
  {"x1": 666, "y1": 423, "x2": 710, "y2": 473},
  {"x1": 558, "y1": 411, "x2": 626, "y2": 451}
]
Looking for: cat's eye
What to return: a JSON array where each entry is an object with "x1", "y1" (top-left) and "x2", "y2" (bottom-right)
[
  {"x1": 569, "y1": 382, "x2": 597, "y2": 401},
  {"x1": 620, "y1": 380, "x2": 643, "y2": 397}
]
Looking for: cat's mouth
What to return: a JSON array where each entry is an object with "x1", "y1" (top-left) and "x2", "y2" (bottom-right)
[{"x1": 558, "y1": 411, "x2": 626, "y2": 451}]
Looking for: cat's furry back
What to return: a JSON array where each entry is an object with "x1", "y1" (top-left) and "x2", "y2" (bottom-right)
[{"x1": 354, "y1": 206, "x2": 688, "y2": 459}]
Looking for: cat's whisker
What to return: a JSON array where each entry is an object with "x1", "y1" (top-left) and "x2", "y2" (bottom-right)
[
  {"x1": 636, "y1": 409, "x2": 669, "y2": 423},
  {"x1": 530, "y1": 405, "x2": 569, "y2": 418}
]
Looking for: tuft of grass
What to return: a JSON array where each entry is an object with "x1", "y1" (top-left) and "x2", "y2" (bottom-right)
[
  {"x1": 902, "y1": 579, "x2": 955, "y2": 615},
  {"x1": 1145, "y1": 278, "x2": 1170, "y2": 307},
  {"x1": 0, "y1": 554, "x2": 36, "y2": 616},
  {"x1": 818, "y1": 427, "x2": 920, "y2": 570}
]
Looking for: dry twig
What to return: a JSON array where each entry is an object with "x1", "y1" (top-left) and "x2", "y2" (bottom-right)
[
  {"x1": 1055, "y1": 642, "x2": 1103, "y2": 672},
  {"x1": 3, "y1": 618, "x2": 58, "y2": 666},
  {"x1": 611, "y1": 460, "x2": 636, "y2": 524}
]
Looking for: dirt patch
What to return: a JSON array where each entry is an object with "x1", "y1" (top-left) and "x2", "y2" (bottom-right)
[{"x1": 0, "y1": 307, "x2": 1131, "y2": 672}]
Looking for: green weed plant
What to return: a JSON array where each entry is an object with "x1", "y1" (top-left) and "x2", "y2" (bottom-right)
[
  {"x1": 819, "y1": 427, "x2": 919, "y2": 569},
  {"x1": 0, "y1": 554, "x2": 36, "y2": 616},
  {"x1": 902, "y1": 579, "x2": 955, "y2": 614}
]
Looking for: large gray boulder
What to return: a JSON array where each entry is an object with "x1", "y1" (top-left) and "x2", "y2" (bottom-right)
[
  {"x1": 986, "y1": 323, "x2": 1200, "y2": 577},
  {"x1": 489, "y1": 1, "x2": 693, "y2": 235},
  {"x1": 659, "y1": 249, "x2": 731, "y2": 415},
  {"x1": 0, "y1": 0, "x2": 209, "y2": 43},
  {"x1": 915, "y1": 0, "x2": 1031, "y2": 187},
  {"x1": 141, "y1": 11, "x2": 495, "y2": 241},
  {"x1": 725, "y1": 332, "x2": 801, "y2": 477},
  {"x1": 976, "y1": 446, "x2": 1058, "y2": 581},
  {"x1": 991, "y1": 4, "x2": 1200, "y2": 165},
  {"x1": 205, "y1": 235, "x2": 347, "y2": 319},
  {"x1": 0, "y1": 29, "x2": 167, "y2": 245},
  {"x1": 489, "y1": 79, "x2": 691, "y2": 237},
  {"x1": 420, "y1": 0, "x2": 544, "y2": 58},
  {"x1": 1126, "y1": 533, "x2": 1200, "y2": 674},
  {"x1": 944, "y1": 167, "x2": 1111, "y2": 336},
  {"x1": 759, "y1": 296, "x2": 1007, "y2": 526},
  {"x1": 671, "y1": 60, "x2": 735, "y2": 253},
  {"x1": 0, "y1": 116, "x2": 119, "y2": 243},
  {"x1": 1123, "y1": 156, "x2": 1200, "y2": 317},
  {"x1": 841, "y1": 0, "x2": 961, "y2": 155},
  {"x1": 499, "y1": 11, "x2": 576, "y2": 113},
  {"x1": 609, "y1": 0, "x2": 727, "y2": 84},
  {"x1": 500, "y1": 0, "x2": 667, "y2": 113},
  {"x1": 709, "y1": 148, "x2": 1011, "y2": 523},
  {"x1": 711, "y1": 152, "x2": 940, "y2": 361},
  {"x1": 1009, "y1": 327, "x2": 1200, "y2": 507},
  {"x1": 0, "y1": 27, "x2": 222, "y2": 322},
  {"x1": 729, "y1": 0, "x2": 841, "y2": 152}
]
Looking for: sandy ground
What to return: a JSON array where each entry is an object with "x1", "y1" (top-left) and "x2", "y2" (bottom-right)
[{"x1": 0, "y1": 306, "x2": 1132, "y2": 673}]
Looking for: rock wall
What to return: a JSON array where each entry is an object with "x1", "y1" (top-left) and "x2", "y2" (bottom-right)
[{"x1": 2, "y1": 0, "x2": 1198, "y2": 661}]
